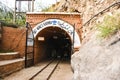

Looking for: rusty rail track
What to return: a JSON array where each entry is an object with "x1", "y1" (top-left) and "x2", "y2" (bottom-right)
[{"x1": 29, "y1": 59, "x2": 61, "y2": 80}]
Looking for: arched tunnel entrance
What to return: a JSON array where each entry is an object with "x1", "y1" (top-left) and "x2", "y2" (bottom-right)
[
  {"x1": 27, "y1": 19, "x2": 81, "y2": 64},
  {"x1": 35, "y1": 26, "x2": 72, "y2": 62}
]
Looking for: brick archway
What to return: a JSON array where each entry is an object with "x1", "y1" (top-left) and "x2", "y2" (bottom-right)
[
  {"x1": 26, "y1": 12, "x2": 82, "y2": 63},
  {"x1": 28, "y1": 19, "x2": 81, "y2": 48}
]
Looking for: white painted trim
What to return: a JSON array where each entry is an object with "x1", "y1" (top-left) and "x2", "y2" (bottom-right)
[
  {"x1": 28, "y1": 19, "x2": 81, "y2": 48},
  {"x1": 26, "y1": 12, "x2": 80, "y2": 15}
]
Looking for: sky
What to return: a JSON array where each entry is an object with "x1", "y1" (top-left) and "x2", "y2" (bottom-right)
[{"x1": 0, "y1": 0, "x2": 60, "y2": 11}]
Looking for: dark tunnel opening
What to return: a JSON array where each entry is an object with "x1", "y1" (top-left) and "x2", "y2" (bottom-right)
[{"x1": 35, "y1": 26, "x2": 72, "y2": 62}]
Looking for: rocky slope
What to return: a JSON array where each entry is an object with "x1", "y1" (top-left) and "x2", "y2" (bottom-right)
[
  {"x1": 55, "y1": 0, "x2": 118, "y2": 22},
  {"x1": 55, "y1": 0, "x2": 120, "y2": 80},
  {"x1": 71, "y1": 31, "x2": 120, "y2": 80},
  {"x1": 55, "y1": 0, "x2": 119, "y2": 38}
]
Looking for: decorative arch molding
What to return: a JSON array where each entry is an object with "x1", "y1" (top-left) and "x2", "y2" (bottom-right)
[{"x1": 28, "y1": 19, "x2": 81, "y2": 48}]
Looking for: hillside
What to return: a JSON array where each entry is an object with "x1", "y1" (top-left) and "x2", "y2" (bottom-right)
[{"x1": 54, "y1": 0, "x2": 120, "y2": 80}]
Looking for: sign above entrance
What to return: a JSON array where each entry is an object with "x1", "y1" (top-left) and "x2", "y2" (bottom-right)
[
  {"x1": 32, "y1": 19, "x2": 74, "y2": 37},
  {"x1": 28, "y1": 19, "x2": 81, "y2": 48},
  {"x1": 16, "y1": 0, "x2": 35, "y2": 1}
]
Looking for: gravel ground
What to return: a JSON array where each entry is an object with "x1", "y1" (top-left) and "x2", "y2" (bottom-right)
[
  {"x1": 50, "y1": 59, "x2": 73, "y2": 80},
  {"x1": 3, "y1": 60, "x2": 73, "y2": 80}
]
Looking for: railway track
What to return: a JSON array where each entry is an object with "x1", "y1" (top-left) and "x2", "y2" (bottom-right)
[{"x1": 29, "y1": 59, "x2": 61, "y2": 80}]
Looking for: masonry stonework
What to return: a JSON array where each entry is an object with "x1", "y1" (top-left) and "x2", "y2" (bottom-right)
[
  {"x1": 1, "y1": 12, "x2": 82, "y2": 64},
  {"x1": 26, "y1": 12, "x2": 82, "y2": 63},
  {"x1": 26, "y1": 12, "x2": 82, "y2": 41},
  {"x1": 1, "y1": 27, "x2": 26, "y2": 57}
]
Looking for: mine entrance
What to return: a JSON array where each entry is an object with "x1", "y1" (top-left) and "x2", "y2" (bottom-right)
[{"x1": 35, "y1": 26, "x2": 72, "y2": 62}]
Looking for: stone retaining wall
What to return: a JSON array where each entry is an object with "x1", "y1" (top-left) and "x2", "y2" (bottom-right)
[
  {"x1": 0, "y1": 52, "x2": 20, "y2": 61},
  {"x1": 0, "y1": 58, "x2": 24, "y2": 78},
  {"x1": 1, "y1": 27, "x2": 26, "y2": 57}
]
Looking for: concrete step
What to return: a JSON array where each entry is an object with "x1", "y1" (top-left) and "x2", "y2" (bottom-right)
[
  {"x1": 0, "y1": 52, "x2": 20, "y2": 61},
  {"x1": 0, "y1": 58, "x2": 25, "y2": 78}
]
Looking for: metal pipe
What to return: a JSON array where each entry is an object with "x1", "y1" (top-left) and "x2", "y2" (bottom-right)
[
  {"x1": 25, "y1": 22, "x2": 35, "y2": 68},
  {"x1": 25, "y1": 22, "x2": 28, "y2": 68},
  {"x1": 73, "y1": 24, "x2": 75, "y2": 53},
  {"x1": 13, "y1": 0, "x2": 16, "y2": 23},
  {"x1": 71, "y1": 24, "x2": 75, "y2": 56},
  {"x1": 28, "y1": 23, "x2": 35, "y2": 65},
  {"x1": 32, "y1": 0, "x2": 34, "y2": 12}
]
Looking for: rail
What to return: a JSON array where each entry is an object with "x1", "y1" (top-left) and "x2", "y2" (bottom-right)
[
  {"x1": 79, "y1": 1, "x2": 120, "y2": 39},
  {"x1": 47, "y1": 59, "x2": 61, "y2": 80},
  {"x1": 29, "y1": 59, "x2": 61, "y2": 80},
  {"x1": 81, "y1": 1, "x2": 120, "y2": 29}
]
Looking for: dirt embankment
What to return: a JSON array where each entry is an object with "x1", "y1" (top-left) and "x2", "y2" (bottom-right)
[{"x1": 55, "y1": 0, "x2": 120, "y2": 80}]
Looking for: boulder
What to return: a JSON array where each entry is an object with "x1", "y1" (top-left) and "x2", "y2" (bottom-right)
[{"x1": 71, "y1": 33, "x2": 120, "y2": 80}]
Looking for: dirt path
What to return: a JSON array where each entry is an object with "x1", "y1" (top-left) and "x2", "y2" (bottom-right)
[
  {"x1": 50, "y1": 60, "x2": 73, "y2": 80},
  {"x1": 4, "y1": 60, "x2": 73, "y2": 80}
]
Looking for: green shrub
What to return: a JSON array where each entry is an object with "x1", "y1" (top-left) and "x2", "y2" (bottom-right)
[
  {"x1": 0, "y1": 2, "x2": 26, "y2": 27},
  {"x1": 16, "y1": 14, "x2": 26, "y2": 27},
  {"x1": 0, "y1": 49, "x2": 14, "y2": 53},
  {"x1": 96, "y1": 12, "x2": 120, "y2": 38}
]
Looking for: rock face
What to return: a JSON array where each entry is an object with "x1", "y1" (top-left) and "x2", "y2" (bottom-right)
[
  {"x1": 55, "y1": 0, "x2": 119, "y2": 39},
  {"x1": 56, "y1": 0, "x2": 118, "y2": 23},
  {"x1": 71, "y1": 32, "x2": 120, "y2": 80},
  {"x1": 55, "y1": 0, "x2": 120, "y2": 80}
]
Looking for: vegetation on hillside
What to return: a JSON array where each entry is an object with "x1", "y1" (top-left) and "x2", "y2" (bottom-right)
[
  {"x1": 41, "y1": 4, "x2": 56, "y2": 12},
  {"x1": 96, "y1": 12, "x2": 120, "y2": 38},
  {"x1": 0, "y1": 49, "x2": 14, "y2": 53},
  {"x1": 0, "y1": 1, "x2": 25, "y2": 27}
]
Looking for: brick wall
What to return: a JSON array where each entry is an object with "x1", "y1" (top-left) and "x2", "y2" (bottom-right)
[
  {"x1": 1, "y1": 13, "x2": 82, "y2": 64},
  {"x1": 1, "y1": 27, "x2": 26, "y2": 57},
  {"x1": 26, "y1": 12, "x2": 82, "y2": 41},
  {"x1": 26, "y1": 12, "x2": 82, "y2": 63}
]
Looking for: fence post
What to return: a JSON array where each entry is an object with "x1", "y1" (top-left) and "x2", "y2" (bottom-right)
[{"x1": 0, "y1": 22, "x2": 2, "y2": 41}]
